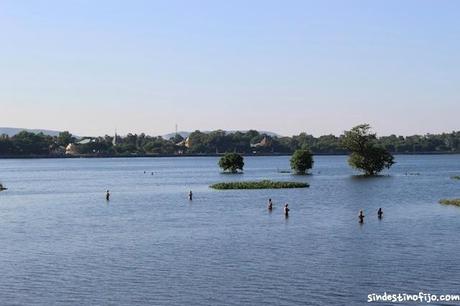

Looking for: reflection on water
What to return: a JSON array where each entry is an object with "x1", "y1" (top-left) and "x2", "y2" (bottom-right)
[{"x1": 0, "y1": 155, "x2": 460, "y2": 305}]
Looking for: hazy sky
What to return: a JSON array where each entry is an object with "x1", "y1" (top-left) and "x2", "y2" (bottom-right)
[{"x1": 1, "y1": 0, "x2": 459, "y2": 136}]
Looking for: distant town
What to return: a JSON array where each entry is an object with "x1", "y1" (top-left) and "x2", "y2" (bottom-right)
[{"x1": 0, "y1": 127, "x2": 459, "y2": 158}]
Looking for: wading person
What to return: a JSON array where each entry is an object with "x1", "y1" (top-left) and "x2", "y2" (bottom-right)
[
  {"x1": 268, "y1": 198, "x2": 273, "y2": 211},
  {"x1": 189, "y1": 190, "x2": 193, "y2": 201},
  {"x1": 284, "y1": 203, "x2": 289, "y2": 217},
  {"x1": 106, "y1": 190, "x2": 110, "y2": 201},
  {"x1": 358, "y1": 210, "x2": 365, "y2": 223},
  {"x1": 377, "y1": 208, "x2": 383, "y2": 219}
]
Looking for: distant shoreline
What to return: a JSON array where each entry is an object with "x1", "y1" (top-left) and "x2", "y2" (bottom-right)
[
  {"x1": 0, "y1": 152, "x2": 459, "y2": 159},
  {"x1": 3, "y1": 128, "x2": 459, "y2": 159}
]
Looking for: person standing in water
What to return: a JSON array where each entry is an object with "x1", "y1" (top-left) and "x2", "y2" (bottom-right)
[
  {"x1": 268, "y1": 198, "x2": 273, "y2": 211},
  {"x1": 377, "y1": 208, "x2": 383, "y2": 219},
  {"x1": 106, "y1": 190, "x2": 110, "y2": 201},
  {"x1": 358, "y1": 210, "x2": 365, "y2": 223},
  {"x1": 189, "y1": 190, "x2": 193, "y2": 201},
  {"x1": 284, "y1": 204, "x2": 290, "y2": 217}
]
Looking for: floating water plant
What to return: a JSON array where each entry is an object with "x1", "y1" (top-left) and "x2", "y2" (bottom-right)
[
  {"x1": 210, "y1": 180, "x2": 309, "y2": 190},
  {"x1": 439, "y1": 199, "x2": 460, "y2": 206}
]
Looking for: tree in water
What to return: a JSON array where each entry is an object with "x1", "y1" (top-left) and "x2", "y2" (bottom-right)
[
  {"x1": 218, "y1": 153, "x2": 244, "y2": 173},
  {"x1": 342, "y1": 124, "x2": 395, "y2": 175},
  {"x1": 290, "y1": 149, "x2": 314, "y2": 174}
]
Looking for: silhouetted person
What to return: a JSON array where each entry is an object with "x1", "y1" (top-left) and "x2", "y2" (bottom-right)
[
  {"x1": 378, "y1": 208, "x2": 383, "y2": 219},
  {"x1": 268, "y1": 198, "x2": 273, "y2": 211},
  {"x1": 189, "y1": 190, "x2": 193, "y2": 201},
  {"x1": 284, "y1": 204, "x2": 290, "y2": 217},
  {"x1": 106, "y1": 190, "x2": 110, "y2": 201},
  {"x1": 358, "y1": 210, "x2": 365, "y2": 223}
]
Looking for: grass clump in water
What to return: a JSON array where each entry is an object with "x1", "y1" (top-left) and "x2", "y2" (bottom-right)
[
  {"x1": 439, "y1": 199, "x2": 460, "y2": 206},
  {"x1": 451, "y1": 176, "x2": 460, "y2": 180},
  {"x1": 210, "y1": 180, "x2": 309, "y2": 190}
]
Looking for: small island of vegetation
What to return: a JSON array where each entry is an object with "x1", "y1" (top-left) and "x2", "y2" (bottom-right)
[
  {"x1": 210, "y1": 180, "x2": 309, "y2": 190},
  {"x1": 439, "y1": 199, "x2": 460, "y2": 206}
]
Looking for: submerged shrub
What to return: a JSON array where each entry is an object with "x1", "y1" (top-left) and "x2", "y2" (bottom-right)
[{"x1": 218, "y1": 153, "x2": 244, "y2": 173}]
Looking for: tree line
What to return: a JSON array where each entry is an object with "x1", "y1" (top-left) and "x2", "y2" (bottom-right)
[{"x1": 0, "y1": 127, "x2": 459, "y2": 157}]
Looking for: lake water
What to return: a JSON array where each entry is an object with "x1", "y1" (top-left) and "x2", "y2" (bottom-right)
[{"x1": 0, "y1": 155, "x2": 460, "y2": 305}]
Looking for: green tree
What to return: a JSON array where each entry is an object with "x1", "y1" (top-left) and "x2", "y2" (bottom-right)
[
  {"x1": 0, "y1": 134, "x2": 13, "y2": 155},
  {"x1": 57, "y1": 131, "x2": 75, "y2": 147},
  {"x1": 342, "y1": 124, "x2": 395, "y2": 175},
  {"x1": 12, "y1": 131, "x2": 52, "y2": 155},
  {"x1": 188, "y1": 130, "x2": 209, "y2": 153},
  {"x1": 169, "y1": 133, "x2": 184, "y2": 144},
  {"x1": 290, "y1": 149, "x2": 314, "y2": 174},
  {"x1": 218, "y1": 153, "x2": 244, "y2": 173}
]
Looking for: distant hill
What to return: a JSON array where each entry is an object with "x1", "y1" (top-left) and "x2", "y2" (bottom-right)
[
  {"x1": 161, "y1": 130, "x2": 281, "y2": 139},
  {"x1": 0, "y1": 127, "x2": 63, "y2": 137},
  {"x1": 162, "y1": 131, "x2": 192, "y2": 139},
  {"x1": 0, "y1": 128, "x2": 281, "y2": 139}
]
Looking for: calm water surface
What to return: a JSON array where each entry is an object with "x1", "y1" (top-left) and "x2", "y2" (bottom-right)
[{"x1": 0, "y1": 155, "x2": 460, "y2": 305}]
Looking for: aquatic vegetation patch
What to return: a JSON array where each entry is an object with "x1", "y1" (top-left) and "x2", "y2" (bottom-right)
[
  {"x1": 439, "y1": 199, "x2": 460, "y2": 206},
  {"x1": 451, "y1": 176, "x2": 460, "y2": 180},
  {"x1": 210, "y1": 180, "x2": 309, "y2": 190}
]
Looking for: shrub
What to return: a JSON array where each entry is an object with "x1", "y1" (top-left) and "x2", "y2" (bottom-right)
[
  {"x1": 218, "y1": 153, "x2": 244, "y2": 173},
  {"x1": 290, "y1": 149, "x2": 314, "y2": 174}
]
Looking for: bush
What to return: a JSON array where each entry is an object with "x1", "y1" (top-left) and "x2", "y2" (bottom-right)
[
  {"x1": 290, "y1": 149, "x2": 314, "y2": 174},
  {"x1": 218, "y1": 153, "x2": 244, "y2": 173},
  {"x1": 439, "y1": 199, "x2": 460, "y2": 206},
  {"x1": 210, "y1": 180, "x2": 309, "y2": 189}
]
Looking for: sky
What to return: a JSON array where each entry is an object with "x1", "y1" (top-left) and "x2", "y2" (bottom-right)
[{"x1": 1, "y1": 0, "x2": 459, "y2": 137}]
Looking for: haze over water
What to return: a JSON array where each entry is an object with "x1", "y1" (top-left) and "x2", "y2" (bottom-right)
[{"x1": 1, "y1": 155, "x2": 460, "y2": 305}]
